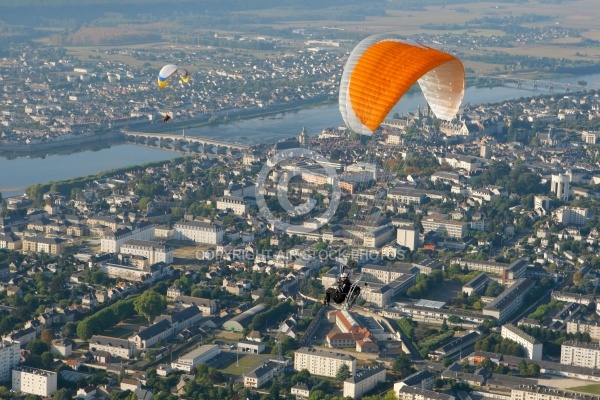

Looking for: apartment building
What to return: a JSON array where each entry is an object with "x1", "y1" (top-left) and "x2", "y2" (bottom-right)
[
  {"x1": 511, "y1": 385, "x2": 600, "y2": 400},
  {"x1": 483, "y1": 278, "x2": 535, "y2": 322},
  {"x1": 12, "y1": 367, "x2": 58, "y2": 397},
  {"x1": 397, "y1": 226, "x2": 419, "y2": 251},
  {"x1": 87, "y1": 215, "x2": 122, "y2": 231},
  {"x1": 455, "y1": 258, "x2": 528, "y2": 281},
  {"x1": 560, "y1": 341, "x2": 600, "y2": 369},
  {"x1": 361, "y1": 264, "x2": 418, "y2": 284},
  {"x1": 174, "y1": 296, "x2": 219, "y2": 316},
  {"x1": 387, "y1": 188, "x2": 425, "y2": 205},
  {"x1": 363, "y1": 224, "x2": 394, "y2": 248},
  {"x1": 501, "y1": 324, "x2": 542, "y2": 360},
  {"x1": 395, "y1": 382, "x2": 455, "y2": 400},
  {"x1": 421, "y1": 217, "x2": 467, "y2": 239},
  {"x1": 383, "y1": 304, "x2": 494, "y2": 326},
  {"x1": 101, "y1": 261, "x2": 172, "y2": 283},
  {"x1": 343, "y1": 366, "x2": 386, "y2": 399},
  {"x1": 567, "y1": 320, "x2": 600, "y2": 341},
  {"x1": 462, "y1": 273, "x2": 489, "y2": 296},
  {"x1": 171, "y1": 345, "x2": 221, "y2": 372},
  {"x1": 89, "y1": 335, "x2": 136, "y2": 359},
  {"x1": 22, "y1": 237, "x2": 65, "y2": 255},
  {"x1": 398, "y1": 370, "x2": 435, "y2": 390},
  {"x1": 100, "y1": 221, "x2": 154, "y2": 253},
  {"x1": 553, "y1": 206, "x2": 591, "y2": 226},
  {"x1": 173, "y1": 220, "x2": 223, "y2": 244},
  {"x1": 582, "y1": 131, "x2": 600, "y2": 144},
  {"x1": 0, "y1": 340, "x2": 19, "y2": 382},
  {"x1": 0, "y1": 233, "x2": 22, "y2": 250},
  {"x1": 120, "y1": 239, "x2": 173, "y2": 265},
  {"x1": 552, "y1": 291, "x2": 595, "y2": 306},
  {"x1": 216, "y1": 196, "x2": 249, "y2": 215},
  {"x1": 243, "y1": 360, "x2": 287, "y2": 389},
  {"x1": 294, "y1": 347, "x2": 356, "y2": 378}
]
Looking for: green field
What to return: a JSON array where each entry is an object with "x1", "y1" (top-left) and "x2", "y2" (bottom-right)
[
  {"x1": 568, "y1": 385, "x2": 600, "y2": 395},
  {"x1": 219, "y1": 354, "x2": 262, "y2": 376}
]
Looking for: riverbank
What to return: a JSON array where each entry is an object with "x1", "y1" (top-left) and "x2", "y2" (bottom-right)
[
  {"x1": 0, "y1": 96, "x2": 336, "y2": 158},
  {"x1": 0, "y1": 131, "x2": 125, "y2": 158},
  {"x1": 134, "y1": 95, "x2": 336, "y2": 134}
]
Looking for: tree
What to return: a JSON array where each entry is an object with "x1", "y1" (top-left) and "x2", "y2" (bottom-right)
[
  {"x1": 40, "y1": 328, "x2": 55, "y2": 344},
  {"x1": 134, "y1": 290, "x2": 167, "y2": 323},
  {"x1": 527, "y1": 362, "x2": 540, "y2": 377},
  {"x1": 485, "y1": 281, "x2": 505, "y2": 297},
  {"x1": 26, "y1": 340, "x2": 49, "y2": 357},
  {"x1": 573, "y1": 270, "x2": 584, "y2": 285},
  {"x1": 447, "y1": 315, "x2": 461, "y2": 324},
  {"x1": 441, "y1": 319, "x2": 449, "y2": 332},
  {"x1": 518, "y1": 359, "x2": 529, "y2": 376},
  {"x1": 0, "y1": 386, "x2": 12, "y2": 399},
  {"x1": 336, "y1": 363, "x2": 351, "y2": 381},
  {"x1": 53, "y1": 389, "x2": 72, "y2": 400},
  {"x1": 392, "y1": 354, "x2": 412, "y2": 377},
  {"x1": 62, "y1": 322, "x2": 77, "y2": 337},
  {"x1": 77, "y1": 320, "x2": 94, "y2": 340},
  {"x1": 41, "y1": 352, "x2": 54, "y2": 369}
]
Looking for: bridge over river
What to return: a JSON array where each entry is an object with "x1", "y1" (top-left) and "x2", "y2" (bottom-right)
[
  {"x1": 478, "y1": 75, "x2": 600, "y2": 92},
  {"x1": 124, "y1": 130, "x2": 249, "y2": 153}
]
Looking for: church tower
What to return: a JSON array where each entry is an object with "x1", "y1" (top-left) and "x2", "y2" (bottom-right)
[{"x1": 299, "y1": 126, "x2": 310, "y2": 149}]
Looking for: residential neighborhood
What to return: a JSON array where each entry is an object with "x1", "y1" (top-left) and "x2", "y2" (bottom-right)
[{"x1": 3, "y1": 0, "x2": 600, "y2": 399}]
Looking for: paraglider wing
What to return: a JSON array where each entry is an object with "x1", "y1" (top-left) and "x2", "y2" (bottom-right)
[
  {"x1": 339, "y1": 33, "x2": 465, "y2": 135},
  {"x1": 158, "y1": 64, "x2": 190, "y2": 88}
]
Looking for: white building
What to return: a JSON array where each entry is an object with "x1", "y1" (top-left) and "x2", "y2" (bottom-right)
[
  {"x1": 363, "y1": 225, "x2": 394, "y2": 248},
  {"x1": 171, "y1": 344, "x2": 221, "y2": 372},
  {"x1": 501, "y1": 324, "x2": 542, "y2": 360},
  {"x1": 89, "y1": 335, "x2": 136, "y2": 359},
  {"x1": 50, "y1": 338, "x2": 72, "y2": 358},
  {"x1": 483, "y1": 278, "x2": 535, "y2": 322},
  {"x1": 511, "y1": 385, "x2": 600, "y2": 400},
  {"x1": 216, "y1": 196, "x2": 249, "y2": 216},
  {"x1": 395, "y1": 382, "x2": 455, "y2": 400},
  {"x1": 551, "y1": 174, "x2": 570, "y2": 201},
  {"x1": 397, "y1": 226, "x2": 418, "y2": 251},
  {"x1": 243, "y1": 360, "x2": 287, "y2": 388},
  {"x1": 421, "y1": 217, "x2": 467, "y2": 239},
  {"x1": 120, "y1": 239, "x2": 173, "y2": 265},
  {"x1": 534, "y1": 196, "x2": 551, "y2": 216},
  {"x1": 567, "y1": 321, "x2": 600, "y2": 341},
  {"x1": 294, "y1": 347, "x2": 356, "y2": 378},
  {"x1": 552, "y1": 206, "x2": 591, "y2": 226},
  {"x1": 173, "y1": 220, "x2": 224, "y2": 244},
  {"x1": 12, "y1": 367, "x2": 58, "y2": 397},
  {"x1": 101, "y1": 222, "x2": 155, "y2": 253},
  {"x1": 0, "y1": 340, "x2": 20, "y2": 382},
  {"x1": 582, "y1": 131, "x2": 600, "y2": 144},
  {"x1": 561, "y1": 341, "x2": 600, "y2": 369},
  {"x1": 343, "y1": 366, "x2": 386, "y2": 399}
]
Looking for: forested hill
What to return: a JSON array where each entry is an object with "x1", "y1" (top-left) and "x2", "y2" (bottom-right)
[{"x1": 0, "y1": 0, "x2": 387, "y2": 27}]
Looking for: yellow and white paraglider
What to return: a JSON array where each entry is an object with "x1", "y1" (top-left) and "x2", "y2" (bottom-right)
[
  {"x1": 157, "y1": 64, "x2": 190, "y2": 88},
  {"x1": 339, "y1": 33, "x2": 465, "y2": 135}
]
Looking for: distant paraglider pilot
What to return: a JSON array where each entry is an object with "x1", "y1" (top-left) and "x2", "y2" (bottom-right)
[
  {"x1": 324, "y1": 273, "x2": 354, "y2": 305},
  {"x1": 163, "y1": 114, "x2": 171, "y2": 123}
]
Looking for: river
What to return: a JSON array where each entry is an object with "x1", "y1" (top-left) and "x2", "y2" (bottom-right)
[{"x1": 2, "y1": 73, "x2": 600, "y2": 197}]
